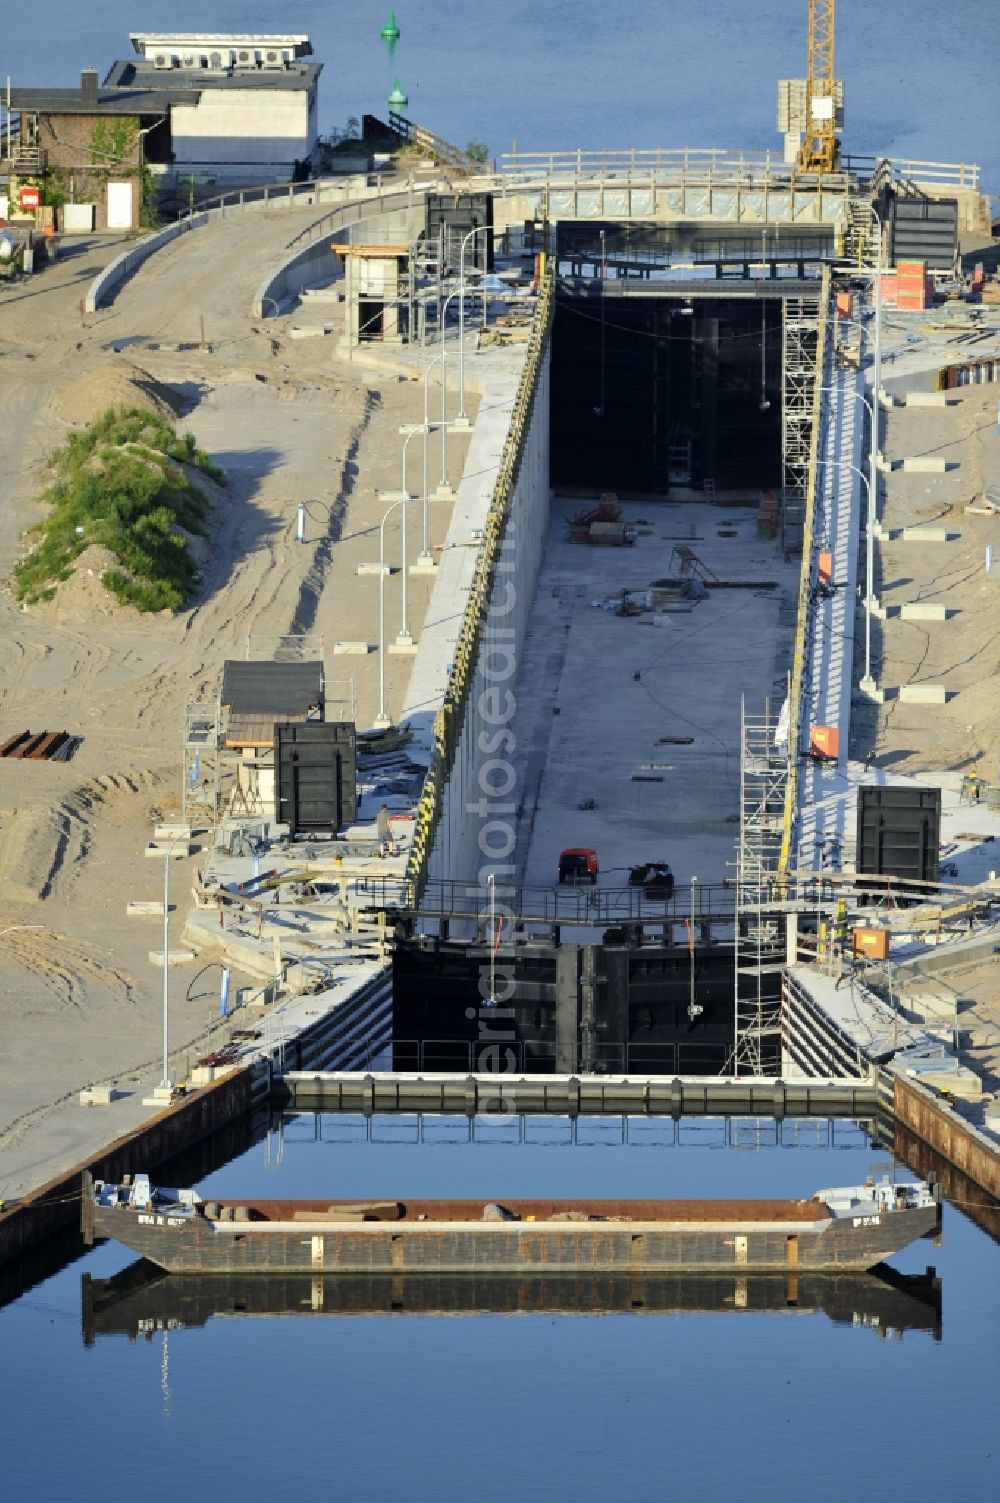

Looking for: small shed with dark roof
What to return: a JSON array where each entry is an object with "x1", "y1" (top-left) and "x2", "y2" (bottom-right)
[{"x1": 221, "y1": 660, "x2": 324, "y2": 749}]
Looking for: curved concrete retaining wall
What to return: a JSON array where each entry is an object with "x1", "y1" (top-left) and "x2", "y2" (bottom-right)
[
  {"x1": 85, "y1": 215, "x2": 206, "y2": 312},
  {"x1": 84, "y1": 177, "x2": 431, "y2": 315},
  {"x1": 253, "y1": 193, "x2": 415, "y2": 315}
]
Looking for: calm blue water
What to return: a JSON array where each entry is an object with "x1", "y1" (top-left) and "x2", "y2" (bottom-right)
[
  {"x1": 4, "y1": 1, "x2": 997, "y2": 190},
  {"x1": 2, "y1": 1117, "x2": 998, "y2": 1502}
]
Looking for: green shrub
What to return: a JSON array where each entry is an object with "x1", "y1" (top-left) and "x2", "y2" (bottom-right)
[{"x1": 13, "y1": 406, "x2": 222, "y2": 613}]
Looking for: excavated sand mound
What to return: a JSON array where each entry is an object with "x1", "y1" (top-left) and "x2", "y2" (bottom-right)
[
  {"x1": 30, "y1": 544, "x2": 126, "y2": 623},
  {"x1": 53, "y1": 361, "x2": 185, "y2": 427}
]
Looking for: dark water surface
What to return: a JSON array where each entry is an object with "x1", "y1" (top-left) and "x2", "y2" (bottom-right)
[{"x1": 2, "y1": 1116, "x2": 998, "y2": 1502}]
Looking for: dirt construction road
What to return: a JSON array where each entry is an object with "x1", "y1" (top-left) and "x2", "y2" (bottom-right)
[{"x1": 0, "y1": 209, "x2": 466, "y2": 1190}]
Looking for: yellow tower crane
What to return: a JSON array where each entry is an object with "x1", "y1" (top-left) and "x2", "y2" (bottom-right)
[{"x1": 798, "y1": 0, "x2": 839, "y2": 173}]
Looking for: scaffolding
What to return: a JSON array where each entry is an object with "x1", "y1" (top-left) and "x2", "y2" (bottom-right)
[
  {"x1": 781, "y1": 290, "x2": 821, "y2": 555},
  {"x1": 733, "y1": 697, "x2": 787, "y2": 1073},
  {"x1": 182, "y1": 694, "x2": 223, "y2": 825}
]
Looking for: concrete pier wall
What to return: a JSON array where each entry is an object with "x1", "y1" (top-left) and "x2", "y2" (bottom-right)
[
  {"x1": 427, "y1": 356, "x2": 550, "y2": 892},
  {"x1": 894, "y1": 1075, "x2": 1000, "y2": 1202},
  {"x1": 0, "y1": 1068, "x2": 252, "y2": 1267},
  {"x1": 406, "y1": 275, "x2": 555, "y2": 897}
]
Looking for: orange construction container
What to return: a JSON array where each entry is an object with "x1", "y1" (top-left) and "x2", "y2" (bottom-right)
[
  {"x1": 836, "y1": 291, "x2": 854, "y2": 319},
  {"x1": 809, "y1": 725, "x2": 839, "y2": 760},
  {"x1": 852, "y1": 926, "x2": 890, "y2": 961},
  {"x1": 818, "y1": 550, "x2": 833, "y2": 583}
]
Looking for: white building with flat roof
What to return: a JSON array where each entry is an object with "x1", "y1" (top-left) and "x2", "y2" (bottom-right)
[{"x1": 105, "y1": 33, "x2": 322, "y2": 181}]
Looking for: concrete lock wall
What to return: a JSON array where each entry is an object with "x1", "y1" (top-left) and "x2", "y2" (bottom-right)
[
  {"x1": 427, "y1": 353, "x2": 551, "y2": 891},
  {"x1": 405, "y1": 275, "x2": 555, "y2": 897},
  {"x1": 894, "y1": 1074, "x2": 1000, "y2": 1202},
  {"x1": 0, "y1": 1067, "x2": 252, "y2": 1267}
]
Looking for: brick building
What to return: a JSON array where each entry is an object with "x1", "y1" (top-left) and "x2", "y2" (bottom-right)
[{"x1": 4, "y1": 34, "x2": 321, "y2": 229}]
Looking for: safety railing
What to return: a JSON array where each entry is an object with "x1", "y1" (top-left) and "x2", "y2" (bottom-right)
[
  {"x1": 176, "y1": 177, "x2": 325, "y2": 224},
  {"x1": 497, "y1": 147, "x2": 980, "y2": 192},
  {"x1": 359, "y1": 875, "x2": 738, "y2": 928},
  {"x1": 387, "y1": 110, "x2": 478, "y2": 172}
]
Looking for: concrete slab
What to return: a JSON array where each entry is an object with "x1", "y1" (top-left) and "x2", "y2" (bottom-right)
[
  {"x1": 504, "y1": 500, "x2": 797, "y2": 903},
  {"x1": 900, "y1": 603, "x2": 948, "y2": 622},
  {"x1": 79, "y1": 1085, "x2": 116, "y2": 1106},
  {"x1": 148, "y1": 949, "x2": 196, "y2": 966},
  {"x1": 903, "y1": 392, "x2": 954, "y2": 408},
  {"x1": 901, "y1": 457, "x2": 953, "y2": 474},
  {"x1": 332, "y1": 641, "x2": 374, "y2": 655},
  {"x1": 126, "y1": 901, "x2": 173, "y2": 916},
  {"x1": 900, "y1": 527, "x2": 952, "y2": 542},
  {"x1": 897, "y1": 684, "x2": 948, "y2": 704},
  {"x1": 145, "y1": 842, "x2": 193, "y2": 858}
]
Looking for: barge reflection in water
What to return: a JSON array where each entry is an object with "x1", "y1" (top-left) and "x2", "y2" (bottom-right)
[{"x1": 82, "y1": 1259, "x2": 943, "y2": 1344}]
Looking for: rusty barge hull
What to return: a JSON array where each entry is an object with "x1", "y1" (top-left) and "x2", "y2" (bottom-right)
[{"x1": 85, "y1": 1194, "x2": 939, "y2": 1275}]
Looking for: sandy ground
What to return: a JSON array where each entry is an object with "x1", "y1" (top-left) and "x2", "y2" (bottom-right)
[
  {"x1": 0, "y1": 216, "x2": 474, "y2": 1191},
  {"x1": 850, "y1": 382, "x2": 1000, "y2": 777},
  {"x1": 847, "y1": 351, "x2": 1000, "y2": 1114}
]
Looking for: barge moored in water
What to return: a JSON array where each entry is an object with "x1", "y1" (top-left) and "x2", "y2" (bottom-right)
[{"x1": 83, "y1": 1172, "x2": 940, "y2": 1275}]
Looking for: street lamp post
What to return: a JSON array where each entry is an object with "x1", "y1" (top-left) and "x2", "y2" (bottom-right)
[
  {"x1": 395, "y1": 426, "x2": 426, "y2": 646},
  {"x1": 688, "y1": 877, "x2": 699, "y2": 1021},
  {"x1": 375, "y1": 495, "x2": 406, "y2": 728},
  {"x1": 160, "y1": 831, "x2": 190, "y2": 1091},
  {"x1": 458, "y1": 224, "x2": 490, "y2": 422},
  {"x1": 419, "y1": 354, "x2": 450, "y2": 557}
]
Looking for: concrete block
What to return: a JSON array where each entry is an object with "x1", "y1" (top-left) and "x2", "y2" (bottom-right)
[
  {"x1": 145, "y1": 842, "x2": 193, "y2": 858},
  {"x1": 900, "y1": 527, "x2": 950, "y2": 543},
  {"x1": 154, "y1": 824, "x2": 192, "y2": 842},
  {"x1": 141, "y1": 1084, "x2": 178, "y2": 1107},
  {"x1": 332, "y1": 641, "x2": 374, "y2": 655},
  {"x1": 388, "y1": 639, "x2": 419, "y2": 655},
  {"x1": 898, "y1": 684, "x2": 947, "y2": 704},
  {"x1": 901, "y1": 456, "x2": 951, "y2": 473},
  {"x1": 79, "y1": 1085, "x2": 115, "y2": 1106},
  {"x1": 288, "y1": 325, "x2": 332, "y2": 339},
  {"x1": 903, "y1": 391, "x2": 951, "y2": 408},
  {"x1": 126, "y1": 901, "x2": 172, "y2": 916},
  {"x1": 148, "y1": 949, "x2": 196, "y2": 966},
  {"x1": 356, "y1": 562, "x2": 392, "y2": 576},
  {"x1": 900, "y1": 602, "x2": 948, "y2": 621}
]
